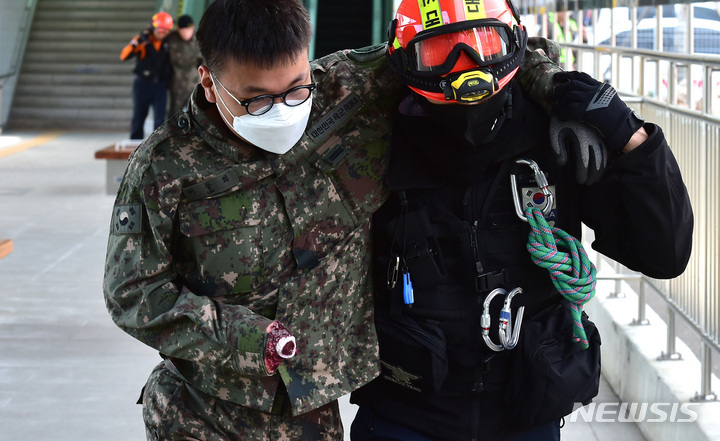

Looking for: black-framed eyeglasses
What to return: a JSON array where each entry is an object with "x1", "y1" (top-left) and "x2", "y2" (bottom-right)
[{"x1": 212, "y1": 71, "x2": 316, "y2": 116}]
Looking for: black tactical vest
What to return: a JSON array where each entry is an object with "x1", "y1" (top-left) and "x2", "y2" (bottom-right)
[{"x1": 353, "y1": 88, "x2": 586, "y2": 441}]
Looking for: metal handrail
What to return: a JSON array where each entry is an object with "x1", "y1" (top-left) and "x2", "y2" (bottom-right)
[
  {"x1": 595, "y1": 255, "x2": 718, "y2": 401},
  {"x1": 557, "y1": 41, "x2": 720, "y2": 120},
  {"x1": 560, "y1": 41, "x2": 720, "y2": 66}
]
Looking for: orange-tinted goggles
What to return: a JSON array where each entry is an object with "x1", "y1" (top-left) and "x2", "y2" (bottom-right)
[{"x1": 405, "y1": 19, "x2": 520, "y2": 76}]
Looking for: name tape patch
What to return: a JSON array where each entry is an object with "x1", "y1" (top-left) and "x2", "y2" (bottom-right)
[
  {"x1": 307, "y1": 93, "x2": 363, "y2": 144},
  {"x1": 183, "y1": 170, "x2": 240, "y2": 201}
]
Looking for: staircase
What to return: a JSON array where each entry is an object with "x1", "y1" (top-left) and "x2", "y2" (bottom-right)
[{"x1": 8, "y1": 0, "x2": 158, "y2": 131}]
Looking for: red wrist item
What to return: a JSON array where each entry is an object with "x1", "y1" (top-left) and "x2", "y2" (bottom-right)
[{"x1": 265, "y1": 321, "x2": 296, "y2": 373}]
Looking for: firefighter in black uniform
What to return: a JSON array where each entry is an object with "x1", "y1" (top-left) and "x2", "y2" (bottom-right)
[
  {"x1": 350, "y1": 0, "x2": 693, "y2": 440},
  {"x1": 120, "y1": 12, "x2": 174, "y2": 139}
]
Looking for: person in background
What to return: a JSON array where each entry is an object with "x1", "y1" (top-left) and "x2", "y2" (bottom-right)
[
  {"x1": 350, "y1": 0, "x2": 693, "y2": 440},
  {"x1": 120, "y1": 12, "x2": 173, "y2": 140},
  {"x1": 547, "y1": 11, "x2": 578, "y2": 67},
  {"x1": 166, "y1": 14, "x2": 203, "y2": 115}
]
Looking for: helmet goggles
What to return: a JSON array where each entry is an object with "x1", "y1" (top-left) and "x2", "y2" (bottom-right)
[{"x1": 404, "y1": 19, "x2": 521, "y2": 77}]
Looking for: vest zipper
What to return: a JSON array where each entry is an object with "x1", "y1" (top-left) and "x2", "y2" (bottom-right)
[
  {"x1": 464, "y1": 187, "x2": 485, "y2": 280},
  {"x1": 470, "y1": 221, "x2": 484, "y2": 277},
  {"x1": 467, "y1": 186, "x2": 484, "y2": 441}
]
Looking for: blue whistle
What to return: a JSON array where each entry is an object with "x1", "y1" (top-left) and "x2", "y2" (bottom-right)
[{"x1": 403, "y1": 272, "x2": 414, "y2": 305}]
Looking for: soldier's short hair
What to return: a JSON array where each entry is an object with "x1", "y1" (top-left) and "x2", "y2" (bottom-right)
[{"x1": 196, "y1": 0, "x2": 312, "y2": 74}]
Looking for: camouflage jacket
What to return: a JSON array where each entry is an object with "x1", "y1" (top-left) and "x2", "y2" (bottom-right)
[
  {"x1": 104, "y1": 45, "x2": 403, "y2": 416},
  {"x1": 103, "y1": 40, "x2": 560, "y2": 416}
]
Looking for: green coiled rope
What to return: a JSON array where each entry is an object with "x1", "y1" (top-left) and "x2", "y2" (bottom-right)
[{"x1": 524, "y1": 206, "x2": 597, "y2": 348}]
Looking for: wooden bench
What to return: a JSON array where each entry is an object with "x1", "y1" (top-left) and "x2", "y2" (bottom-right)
[
  {"x1": 0, "y1": 239, "x2": 13, "y2": 260},
  {"x1": 94, "y1": 140, "x2": 142, "y2": 195}
]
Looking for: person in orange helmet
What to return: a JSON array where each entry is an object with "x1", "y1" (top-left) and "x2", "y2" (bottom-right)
[{"x1": 120, "y1": 12, "x2": 174, "y2": 139}]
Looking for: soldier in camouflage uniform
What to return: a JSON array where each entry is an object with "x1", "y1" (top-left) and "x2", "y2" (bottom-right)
[
  {"x1": 166, "y1": 15, "x2": 203, "y2": 116},
  {"x1": 103, "y1": 0, "x2": 564, "y2": 439}
]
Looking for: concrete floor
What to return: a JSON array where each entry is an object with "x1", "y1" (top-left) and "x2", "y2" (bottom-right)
[{"x1": 0, "y1": 131, "x2": 647, "y2": 440}]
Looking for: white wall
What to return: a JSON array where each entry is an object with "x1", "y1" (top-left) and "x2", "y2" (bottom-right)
[{"x1": 0, "y1": 0, "x2": 35, "y2": 129}]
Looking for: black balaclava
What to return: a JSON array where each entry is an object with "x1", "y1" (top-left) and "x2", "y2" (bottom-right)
[
  {"x1": 388, "y1": 82, "x2": 545, "y2": 187},
  {"x1": 416, "y1": 87, "x2": 510, "y2": 149}
]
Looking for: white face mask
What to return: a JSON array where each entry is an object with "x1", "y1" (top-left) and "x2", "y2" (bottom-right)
[{"x1": 213, "y1": 74, "x2": 313, "y2": 155}]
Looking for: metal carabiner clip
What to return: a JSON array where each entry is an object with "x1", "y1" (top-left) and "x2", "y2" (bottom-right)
[
  {"x1": 387, "y1": 255, "x2": 400, "y2": 289},
  {"x1": 498, "y1": 287, "x2": 525, "y2": 350},
  {"x1": 510, "y1": 158, "x2": 554, "y2": 222},
  {"x1": 481, "y1": 288, "x2": 506, "y2": 352}
]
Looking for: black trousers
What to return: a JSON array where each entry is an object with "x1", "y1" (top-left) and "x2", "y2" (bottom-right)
[
  {"x1": 131, "y1": 77, "x2": 168, "y2": 140},
  {"x1": 350, "y1": 407, "x2": 561, "y2": 441}
]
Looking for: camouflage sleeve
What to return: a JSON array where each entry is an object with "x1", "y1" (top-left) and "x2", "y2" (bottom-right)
[
  {"x1": 103, "y1": 159, "x2": 274, "y2": 378},
  {"x1": 347, "y1": 43, "x2": 406, "y2": 111},
  {"x1": 516, "y1": 36, "x2": 564, "y2": 115}
]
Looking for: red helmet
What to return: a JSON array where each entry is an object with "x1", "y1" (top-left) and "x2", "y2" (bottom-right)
[
  {"x1": 152, "y1": 12, "x2": 174, "y2": 30},
  {"x1": 388, "y1": 0, "x2": 526, "y2": 103}
]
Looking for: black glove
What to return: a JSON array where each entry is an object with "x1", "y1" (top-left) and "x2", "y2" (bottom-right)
[
  {"x1": 137, "y1": 32, "x2": 150, "y2": 45},
  {"x1": 549, "y1": 116, "x2": 608, "y2": 185},
  {"x1": 553, "y1": 71, "x2": 644, "y2": 153}
]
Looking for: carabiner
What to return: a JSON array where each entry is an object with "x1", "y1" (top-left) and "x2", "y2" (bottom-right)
[
  {"x1": 387, "y1": 255, "x2": 400, "y2": 289},
  {"x1": 481, "y1": 288, "x2": 506, "y2": 352},
  {"x1": 510, "y1": 158, "x2": 554, "y2": 222},
  {"x1": 498, "y1": 287, "x2": 525, "y2": 350}
]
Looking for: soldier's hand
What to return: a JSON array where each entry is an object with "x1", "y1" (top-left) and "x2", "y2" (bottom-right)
[
  {"x1": 265, "y1": 321, "x2": 296, "y2": 373},
  {"x1": 553, "y1": 71, "x2": 644, "y2": 153},
  {"x1": 549, "y1": 116, "x2": 608, "y2": 185}
]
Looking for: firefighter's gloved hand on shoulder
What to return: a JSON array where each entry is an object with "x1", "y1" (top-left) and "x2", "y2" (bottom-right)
[
  {"x1": 548, "y1": 71, "x2": 644, "y2": 185},
  {"x1": 553, "y1": 71, "x2": 644, "y2": 153}
]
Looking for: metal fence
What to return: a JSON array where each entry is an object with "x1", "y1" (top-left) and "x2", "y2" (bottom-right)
[
  {"x1": 653, "y1": 98, "x2": 720, "y2": 400},
  {"x1": 533, "y1": 26, "x2": 720, "y2": 399}
]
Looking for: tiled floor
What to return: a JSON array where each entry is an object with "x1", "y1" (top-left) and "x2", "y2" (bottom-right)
[{"x1": 0, "y1": 131, "x2": 646, "y2": 440}]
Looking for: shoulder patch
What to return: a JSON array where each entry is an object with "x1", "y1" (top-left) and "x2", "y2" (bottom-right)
[
  {"x1": 347, "y1": 43, "x2": 388, "y2": 63},
  {"x1": 113, "y1": 204, "x2": 142, "y2": 234}
]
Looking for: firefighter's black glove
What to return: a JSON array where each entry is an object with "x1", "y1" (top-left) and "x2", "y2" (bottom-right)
[
  {"x1": 549, "y1": 116, "x2": 608, "y2": 185},
  {"x1": 553, "y1": 71, "x2": 644, "y2": 153}
]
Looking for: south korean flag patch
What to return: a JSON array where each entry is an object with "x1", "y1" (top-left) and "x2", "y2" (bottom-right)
[
  {"x1": 520, "y1": 186, "x2": 557, "y2": 226},
  {"x1": 113, "y1": 204, "x2": 142, "y2": 234}
]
